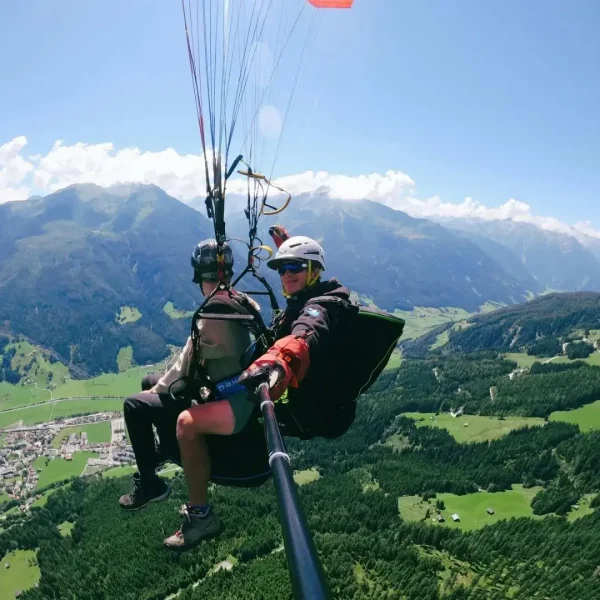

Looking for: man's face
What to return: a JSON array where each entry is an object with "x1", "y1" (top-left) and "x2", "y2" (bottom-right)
[{"x1": 278, "y1": 262, "x2": 318, "y2": 296}]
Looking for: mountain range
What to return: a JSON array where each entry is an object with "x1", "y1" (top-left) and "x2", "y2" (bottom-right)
[
  {"x1": 3, "y1": 183, "x2": 600, "y2": 376},
  {"x1": 438, "y1": 217, "x2": 600, "y2": 293}
]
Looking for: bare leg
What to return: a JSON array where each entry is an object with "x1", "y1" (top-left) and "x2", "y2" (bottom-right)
[{"x1": 176, "y1": 401, "x2": 236, "y2": 505}]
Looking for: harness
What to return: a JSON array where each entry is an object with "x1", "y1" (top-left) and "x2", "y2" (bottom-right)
[{"x1": 181, "y1": 291, "x2": 274, "y2": 403}]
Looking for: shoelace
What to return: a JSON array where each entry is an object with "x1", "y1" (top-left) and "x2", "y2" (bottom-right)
[
  {"x1": 130, "y1": 477, "x2": 144, "y2": 500},
  {"x1": 174, "y1": 504, "x2": 191, "y2": 538}
]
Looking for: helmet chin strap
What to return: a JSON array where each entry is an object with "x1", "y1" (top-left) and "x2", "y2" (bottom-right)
[{"x1": 306, "y1": 261, "x2": 321, "y2": 287}]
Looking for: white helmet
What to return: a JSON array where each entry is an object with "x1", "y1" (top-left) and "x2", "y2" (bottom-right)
[{"x1": 267, "y1": 235, "x2": 326, "y2": 271}]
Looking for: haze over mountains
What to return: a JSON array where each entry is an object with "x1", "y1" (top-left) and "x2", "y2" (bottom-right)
[
  {"x1": 3, "y1": 183, "x2": 600, "y2": 376},
  {"x1": 439, "y1": 218, "x2": 600, "y2": 293}
]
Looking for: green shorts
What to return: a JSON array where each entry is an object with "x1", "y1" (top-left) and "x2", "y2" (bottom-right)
[{"x1": 227, "y1": 391, "x2": 257, "y2": 434}]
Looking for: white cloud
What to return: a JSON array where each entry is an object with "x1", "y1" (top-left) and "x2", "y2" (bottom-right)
[
  {"x1": 267, "y1": 169, "x2": 415, "y2": 201},
  {"x1": 0, "y1": 136, "x2": 34, "y2": 202},
  {"x1": 34, "y1": 140, "x2": 206, "y2": 200},
  {"x1": 571, "y1": 220, "x2": 600, "y2": 242},
  {"x1": 1, "y1": 134, "x2": 598, "y2": 245}
]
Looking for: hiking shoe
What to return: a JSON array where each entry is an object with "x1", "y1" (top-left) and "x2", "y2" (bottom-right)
[
  {"x1": 119, "y1": 472, "x2": 171, "y2": 511},
  {"x1": 163, "y1": 503, "x2": 223, "y2": 551}
]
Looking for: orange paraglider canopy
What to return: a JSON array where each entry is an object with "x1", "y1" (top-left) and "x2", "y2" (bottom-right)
[{"x1": 308, "y1": 0, "x2": 353, "y2": 7}]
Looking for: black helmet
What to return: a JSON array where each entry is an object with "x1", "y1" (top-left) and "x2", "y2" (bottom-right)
[{"x1": 191, "y1": 239, "x2": 234, "y2": 283}]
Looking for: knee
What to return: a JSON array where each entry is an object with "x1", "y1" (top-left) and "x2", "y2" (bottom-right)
[
  {"x1": 123, "y1": 394, "x2": 148, "y2": 419},
  {"x1": 176, "y1": 410, "x2": 196, "y2": 442},
  {"x1": 123, "y1": 395, "x2": 137, "y2": 415},
  {"x1": 141, "y1": 373, "x2": 157, "y2": 391}
]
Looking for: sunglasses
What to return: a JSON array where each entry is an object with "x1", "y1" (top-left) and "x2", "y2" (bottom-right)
[{"x1": 277, "y1": 262, "x2": 308, "y2": 275}]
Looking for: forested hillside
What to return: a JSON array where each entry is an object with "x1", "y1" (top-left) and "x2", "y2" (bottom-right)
[
  {"x1": 3, "y1": 349, "x2": 600, "y2": 599},
  {"x1": 0, "y1": 184, "x2": 217, "y2": 378},
  {"x1": 403, "y1": 291, "x2": 600, "y2": 358}
]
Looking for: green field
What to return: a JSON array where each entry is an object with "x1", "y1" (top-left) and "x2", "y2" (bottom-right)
[
  {"x1": 389, "y1": 303, "x2": 507, "y2": 343},
  {"x1": 294, "y1": 468, "x2": 321, "y2": 486},
  {"x1": 0, "y1": 383, "x2": 46, "y2": 413},
  {"x1": 33, "y1": 451, "x2": 98, "y2": 489},
  {"x1": 567, "y1": 494, "x2": 597, "y2": 522},
  {"x1": 116, "y1": 306, "x2": 142, "y2": 324},
  {"x1": 550, "y1": 352, "x2": 600, "y2": 367},
  {"x1": 502, "y1": 353, "x2": 541, "y2": 369},
  {"x1": 398, "y1": 484, "x2": 544, "y2": 531},
  {"x1": 384, "y1": 349, "x2": 402, "y2": 371},
  {"x1": 0, "y1": 342, "x2": 70, "y2": 411},
  {"x1": 549, "y1": 400, "x2": 600, "y2": 432},
  {"x1": 51, "y1": 421, "x2": 111, "y2": 448},
  {"x1": 0, "y1": 361, "x2": 158, "y2": 415},
  {"x1": 58, "y1": 521, "x2": 75, "y2": 537},
  {"x1": 503, "y1": 350, "x2": 600, "y2": 369},
  {"x1": 0, "y1": 340, "x2": 71, "y2": 392},
  {"x1": 479, "y1": 301, "x2": 506, "y2": 313},
  {"x1": 430, "y1": 330, "x2": 449, "y2": 350},
  {"x1": 163, "y1": 301, "x2": 194, "y2": 319},
  {"x1": 101, "y1": 465, "x2": 137, "y2": 479},
  {"x1": 31, "y1": 484, "x2": 69, "y2": 508},
  {"x1": 393, "y1": 307, "x2": 473, "y2": 341},
  {"x1": 117, "y1": 346, "x2": 134, "y2": 372},
  {"x1": 0, "y1": 399, "x2": 124, "y2": 429},
  {"x1": 99, "y1": 464, "x2": 179, "y2": 483},
  {"x1": 402, "y1": 413, "x2": 546, "y2": 443},
  {"x1": 157, "y1": 465, "x2": 182, "y2": 479},
  {"x1": 0, "y1": 549, "x2": 40, "y2": 600}
]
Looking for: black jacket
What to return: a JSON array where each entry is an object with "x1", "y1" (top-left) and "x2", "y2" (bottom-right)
[{"x1": 270, "y1": 278, "x2": 356, "y2": 439}]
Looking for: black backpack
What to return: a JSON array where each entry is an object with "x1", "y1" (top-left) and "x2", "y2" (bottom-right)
[
  {"x1": 303, "y1": 295, "x2": 406, "y2": 400},
  {"x1": 276, "y1": 296, "x2": 405, "y2": 440}
]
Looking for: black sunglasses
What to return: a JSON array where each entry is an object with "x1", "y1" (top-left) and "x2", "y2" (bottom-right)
[{"x1": 277, "y1": 262, "x2": 308, "y2": 275}]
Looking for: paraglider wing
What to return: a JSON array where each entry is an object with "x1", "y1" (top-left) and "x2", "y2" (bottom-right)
[{"x1": 308, "y1": 0, "x2": 353, "y2": 7}]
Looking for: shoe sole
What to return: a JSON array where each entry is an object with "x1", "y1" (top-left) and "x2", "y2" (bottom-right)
[{"x1": 119, "y1": 485, "x2": 172, "y2": 511}]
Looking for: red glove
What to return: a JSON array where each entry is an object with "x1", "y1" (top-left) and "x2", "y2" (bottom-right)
[{"x1": 238, "y1": 335, "x2": 310, "y2": 400}]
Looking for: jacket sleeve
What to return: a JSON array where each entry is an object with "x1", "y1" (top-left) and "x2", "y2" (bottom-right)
[
  {"x1": 288, "y1": 300, "x2": 343, "y2": 362},
  {"x1": 151, "y1": 336, "x2": 193, "y2": 395}
]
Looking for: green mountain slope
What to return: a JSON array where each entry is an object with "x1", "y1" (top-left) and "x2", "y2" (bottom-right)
[
  {"x1": 0, "y1": 184, "x2": 217, "y2": 377},
  {"x1": 439, "y1": 291, "x2": 600, "y2": 355},
  {"x1": 1, "y1": 184, "x2": 539, "y2": 376},
  {"x1": 403, "y1": 291, "x2": 600, "y2": 358}
]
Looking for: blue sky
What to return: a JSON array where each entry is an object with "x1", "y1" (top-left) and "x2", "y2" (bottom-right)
[{"x1": 1, "y1": 0, "x2": 598, "y2": 229}]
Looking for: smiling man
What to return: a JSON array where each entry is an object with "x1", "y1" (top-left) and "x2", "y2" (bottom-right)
[{"x1": 238, "y1": 236, "x2": 357, "y2": 440}]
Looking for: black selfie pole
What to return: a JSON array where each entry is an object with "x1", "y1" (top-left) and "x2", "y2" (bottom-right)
[{"x1": 256, "y1": 382, "x2": 332, "y2": 600}]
